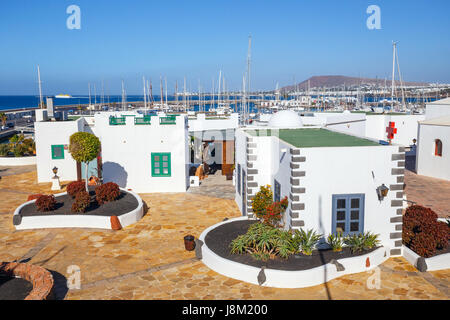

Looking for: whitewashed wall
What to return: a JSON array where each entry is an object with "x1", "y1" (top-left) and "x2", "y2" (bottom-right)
[
  {"x1": 323, "y1": 113, "x2": 366, "y2": 137},
  {"x1": 416, "y1": 124, "x2": 450, "y2": 180},
  {"x1": 0, "y1": 156, "x2": 36, "y2": 166},
  {"x1": 234, "y1": 129, "x2": 248, "y2": 213},
  {"x1": 188, "y1": 113, "x2": 239, "y2": 132},
  {"x1": 365, "y1": 115, "x2": 425, "y2": 146},
  {"x1": 300, "y1": 145, "x2": 400, "y2": 249},
  {"x1": 425, "y1": 103, "x2": 450, "y2": 120},
  {"x1": 95, "y1": 113, "x2": 189, "y2": 193}
]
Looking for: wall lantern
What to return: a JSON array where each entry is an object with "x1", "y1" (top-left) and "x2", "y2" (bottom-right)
[
  {"x1": 52, "y1": 166, "x2": 58, "y2": 178},
  {"x1": 376, "y1": 184, "x2": 389, "y2": 201}
]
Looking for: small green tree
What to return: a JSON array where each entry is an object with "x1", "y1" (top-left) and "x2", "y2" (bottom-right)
[{"x1": 69, "y1": 132, "x2": 101, "y2": 192}]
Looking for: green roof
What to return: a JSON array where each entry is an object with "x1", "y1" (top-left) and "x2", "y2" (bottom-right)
[{"x1": 246, "y1": 128, "x2": 380, "y2": 148}]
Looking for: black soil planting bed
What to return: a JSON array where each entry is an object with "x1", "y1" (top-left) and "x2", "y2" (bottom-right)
[
  {"x1": 434, "y1": 243, "x2": 450, "y2": 257},
  {"x1": 19, "y1": 191, "x2": 138, "y2": 217},
  {"x1": 0, "y1": 276, "x2": 33, "y2": 300},
  {"x1": 205, "y1": 220, "x2": 377, "y2": 271}
]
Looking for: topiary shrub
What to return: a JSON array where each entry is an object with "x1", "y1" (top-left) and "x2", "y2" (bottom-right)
[
  {"x1": 67, "y1": 181, "x2": 86, "y2": 198},
  {"x1": 35, "y1": 195, "x2": 56, "y2": 212},
  {"x1": 95, "y1": 182, "x2": 120, "y2": 205},
  {"x1": 251, "y1": 185, "x2": 273, "y2": 218},
  {"x1": 71, "y1": 191, "x2": 91, "y2": 213},
  {"x1": 403, "y1": 205, "x2": 449, "y2": 257},
  {"x1": 69, "y1": 132, "x2": 101, "y2": 192}
]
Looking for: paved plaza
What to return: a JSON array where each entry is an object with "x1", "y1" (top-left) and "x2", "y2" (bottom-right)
[
  {"x1": 404, "y1": 167, "x2": 450, "y2": 218},
  {"x1": 0, "y1": 167, "x2": 448, "y2": 300}
]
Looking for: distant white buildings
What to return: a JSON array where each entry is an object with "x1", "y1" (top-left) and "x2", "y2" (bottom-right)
[
  {"x1": 416, "y1": 98, "x2": 450, "y2": 181},
  {"x1": 235, "y1": 110, "x2": 405, "y2": 256}
]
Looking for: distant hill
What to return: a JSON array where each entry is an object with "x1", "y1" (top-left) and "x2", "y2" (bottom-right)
[{"x1": 281, "y1": 75, "x2": 429, "y2": 91}]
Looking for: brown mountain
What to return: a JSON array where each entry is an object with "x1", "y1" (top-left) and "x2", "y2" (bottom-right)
[{"x1": 281, "y1": 75, "x2": 428, "y2": 91}]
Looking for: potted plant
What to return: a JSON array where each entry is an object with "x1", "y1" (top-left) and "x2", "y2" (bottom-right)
[{"x1": 184, "y1": 235, "x2": 196, "y2": 251}]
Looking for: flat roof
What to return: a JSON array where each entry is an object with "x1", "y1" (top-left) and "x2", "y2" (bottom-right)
[
  {"x1": 428, "y1": 97, "x2": 450, "y2": 105},
  {"x1": 420, "y1": 115, "x2": 450, "y2": 126},
  {"x1": 246, "y1": 128, "x2": 381, "y2": 148}
]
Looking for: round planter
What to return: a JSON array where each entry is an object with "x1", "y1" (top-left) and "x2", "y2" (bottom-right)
[
  {"x1": 13, "y1": 188, "x2": 144, "y2": 230},
  {"x1": 199, "y1": 217, "x2": 390, "y2": 288}
]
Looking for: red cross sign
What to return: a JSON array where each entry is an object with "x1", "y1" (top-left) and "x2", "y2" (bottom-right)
[{"x1": 386, "y1": 122, "x2": 397, "y2": 142}]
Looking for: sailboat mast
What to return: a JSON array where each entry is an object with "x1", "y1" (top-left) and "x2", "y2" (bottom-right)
[
  {"x1": 165, "y1": 76, "x2": 168, "y2": 107},
  {"x1": 394, "y1": 44, "x2": 407, "y2": 111},
  {"x1": 391, "y1": 41, "x2": 397, "y2": 108},
  {"x1": 246, "y1": 35, "x2": 252, "y2": 119},
  {"x1": 218, "y1": 70, "x2": 222, "y2": 109},
  {"x1": 175, "y1": 80, "x2": 178, "y2": 106},
  {"x1": 143, "y1": 76, "x2": 147, "y2": 111},
  {"x1": 37, "y1": 65, "x2": 43, "y2": 109},
  {"x1": 88, "y1": 83, "x2": 91, "y2": 106}
]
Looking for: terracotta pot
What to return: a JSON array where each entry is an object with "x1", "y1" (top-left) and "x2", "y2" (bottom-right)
[{"x1": 184, "y1": 235, "x2": 196, "y2": 251}]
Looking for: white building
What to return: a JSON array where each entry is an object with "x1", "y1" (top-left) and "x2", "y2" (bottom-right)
[
  {"x1": 416, "y1": 98, "x2": 450, "y2": 180},
  {"x1": 234, "y1": 110, "x2": 405, "y2": 256},
  {"x1": 35, "y1": 112, "x2": 190, "y2": 193}
]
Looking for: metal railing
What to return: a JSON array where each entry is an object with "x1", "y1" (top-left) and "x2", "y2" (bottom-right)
[{"x1": 134, "y1": 116, "x2": 152, "y2": 125}]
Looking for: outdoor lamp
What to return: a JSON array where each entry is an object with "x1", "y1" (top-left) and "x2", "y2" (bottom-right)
[
  {"x1": 52, "y1": 166, "x2": 58, "y2": 178},
  {"x1": 376, "y1": 184, "x2": 389, "y2": 201}
]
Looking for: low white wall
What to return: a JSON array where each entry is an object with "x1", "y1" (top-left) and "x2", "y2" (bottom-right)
[
  {"x1": 188, "y1": 113, "x2": 239, "y2": 132},
  {"x1": 200, "y1": 217, "x2": 390, "y2": 288},
  {"x1": 402, "y1": 245, "x2": 450, "y2": 271},
  {"x1": 13, "y1": 188, "x2": 144, "y2": 230},
  {"x1": 365, "y1": 115, "x2": 424, "y2": 146},
  {"x1": 0, "y1": 156, "x2": 36, "y2": 166}
]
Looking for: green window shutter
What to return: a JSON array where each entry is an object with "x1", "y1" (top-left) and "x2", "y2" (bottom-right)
[
  {"x1": 51, "y1": 145, "x2": 65, "y2": 159},
  {"x1": 151, "y1": 153, "x2": 171, "y2": 177}
]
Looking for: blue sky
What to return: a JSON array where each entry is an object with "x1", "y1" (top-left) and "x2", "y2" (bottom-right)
[{"x1": 0, "y1": 0, "x2": 449, "y2": 95}]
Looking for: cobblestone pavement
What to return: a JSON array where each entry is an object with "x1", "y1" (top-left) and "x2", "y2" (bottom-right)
[
  {"x1": 0, "y1": 168, "x2": 449, "y2": 300},
  {"x1": 404, "y1": 168, "x2": 450, "y2": 218}
]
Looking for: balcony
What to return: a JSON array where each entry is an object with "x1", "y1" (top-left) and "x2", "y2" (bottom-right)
[{"x1": 109, "y1": 116, "x2": 126, "y2": 125}]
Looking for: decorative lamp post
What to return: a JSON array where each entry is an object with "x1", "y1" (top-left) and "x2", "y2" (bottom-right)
[
  {"x1": 52, "y1": 166, "x2": 58, "y2": 178},
  {"x1": 51, "y1": 166, "x2": 61, "y2": 191}
]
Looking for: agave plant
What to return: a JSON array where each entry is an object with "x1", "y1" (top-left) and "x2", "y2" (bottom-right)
[
  {"x1": 327, "y1": 232, "x2": 344, "y2": 252},
  {"x1": 298, "y1": 229, "x2": 322, "y2": 256},
  {"x1": 344, "y1": 232, "x2": 380, "y2": 253},
  {"x1": 362, "y1": 232, "x2": 380, "y2": 249},
  {"x1": 229, "y1": 223, "x2": 300, "y2": 261},
  {"x1": 344, "y1": 234, "x2": 366, "y2": 253}
]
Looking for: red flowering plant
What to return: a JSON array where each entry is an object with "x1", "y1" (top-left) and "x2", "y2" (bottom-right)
[{"x1": 261, "y1": 196, "x2": 288, "y2": 227}]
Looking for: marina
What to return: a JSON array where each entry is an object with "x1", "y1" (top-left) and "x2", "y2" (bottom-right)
[{"x1": 0, "y1": 0, "x2": 449, "y2": 305}]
